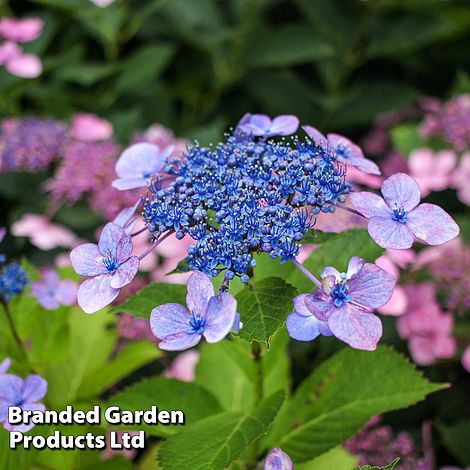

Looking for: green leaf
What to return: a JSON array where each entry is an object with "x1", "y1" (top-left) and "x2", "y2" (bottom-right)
[
  {"x1": 0, "y1": 428, "x2": 37, "y2": 470},
  {"x1": 167, "y1": 258, "x2": 191, "y2": 275},
  {"x1": 389, "y1": 122, "x2": 425, "y2": 156},
  {"x1": 246, "y1": 25, "x2": 333, "y2": 67},
  {"x1": 354, "y1": 457, "x2": 400, "y2": 470},
  {"x1": 300, "y1": 230, "x2": 341, "y2": 245},
  {"x1": 235, "y1": 277, "x2": 298, "y2": 345},
  {"x1": 77, "y1": 341, "x2": 162, "y2": 400},
  {"x1": 158, "y1": 390, "x2": 285, "y2": 470},
  {"x1": 296, "y1": 446, "x2": 357, "y2": 469},
  {"x1": 111, "y1": 283, "x2": 186, "y2": 318},
  {"x1": 106, "y1": 377, "x2": 223, "y2": 437},
  {"x1": 268, "y1": 346, "x2": 446, "y2": 463},
  {"x1": 438, "y1": 420, "x2": 470, "y2": 466}
]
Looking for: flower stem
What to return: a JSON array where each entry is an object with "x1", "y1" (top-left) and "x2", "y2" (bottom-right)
[
  {"x1": 335, "y1": 203, "x2": 365, "y2": 218},
  {"x1": 1, "y1": 299, "x2": 29, "y2": 364},
  {"x1": 292, "y1": 259, "x2": 322, "y2": 288},
  {"x1": 131, "y1": 226, "x2": 147, "y2": 237},
  {"x1": 138, "y1": 231, "x2": 173, "y2": 260},
  {"x1": 251, "y1": 341, "x2": 263, "y2": 404}
]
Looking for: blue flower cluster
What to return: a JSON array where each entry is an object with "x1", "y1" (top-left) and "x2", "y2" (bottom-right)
[
  {"x1": 142, "y1": 132, "x2": 352, "y2": 281},
  {"x1": 0, "y1": 261, "x2": 29, "y2": 301}
]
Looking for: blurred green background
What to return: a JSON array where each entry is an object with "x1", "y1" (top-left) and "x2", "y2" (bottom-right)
[{"x1": 2, "y1": 0, "x2": 470, "y2": 143}]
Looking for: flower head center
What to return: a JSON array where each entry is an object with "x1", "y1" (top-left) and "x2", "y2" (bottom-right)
[
  {"x1": 189, "y1": 312, "x2": 206, "y2": 334},
  {"x1": 102, "y1": 254, "x2": 119, "y2": 274},
  {"x1": 330, "y1": 282, "x2": 352, "y2": 307},
  {"x1": 392, "y1": 204, "x2": 408, "y2": 223}
]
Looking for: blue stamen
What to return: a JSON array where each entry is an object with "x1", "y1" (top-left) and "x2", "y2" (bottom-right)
[
  {"x1": 189, "y1": 312, "x2": 206, "y2": 334},
  {"x1": 331, "y1": 283, "x2": 352, "y2": 307},
  {"x1": 102, "y1": 254, "x2": 119, "y2": 274},
  {"x1": 392, "y1": 204, "x2": 408, "y2": 223}
]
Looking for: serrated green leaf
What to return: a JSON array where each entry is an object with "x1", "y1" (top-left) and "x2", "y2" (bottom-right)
[
  {"x1": 167, "y1": 258, "x2": 190, "y2": 275},
  {"x1": 268, "y1": 347, "x2": 446, "y2": 462},
  {"x1": 77, "y1": 341, "x2": 161, "y2": 399},
  {"x1": 158, "y1": 390, "x2": 285, "y2": 470},
  {"x1": 354, "y1": 457, "x2": 400, "y2": 470},
  {"x1": 235, "y1": 277, "x2": 297, "y2": 345},
  {"x1": 111, "y1": 283, "x2": 186, "y2": 318},
  {"x1": 106, "y1": 377, "x2": 223, "y2": 437}
]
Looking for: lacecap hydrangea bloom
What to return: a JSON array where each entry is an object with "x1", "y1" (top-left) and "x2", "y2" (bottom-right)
[{"x1": 31, "y1": 269, "x2": 77, "y2": 310}]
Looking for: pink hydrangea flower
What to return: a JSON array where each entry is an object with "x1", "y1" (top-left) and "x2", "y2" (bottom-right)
[
  {"x1": 397, "y1": 283, "x2": 456, "y2": 366},
  {"x1": 303, "y1": 125, "x2": 381, "y2": 175},
  {"x1": 237, "y1": 113, "x2": 299, "y2": 137},
  {"x1": 451, "y1": 152, "x2": 470, "y2": 206},
  {"x1": 0, "y1": 18, "x2": 44, "y2": 42},
  {"x1": 150, "y1": 271, "x2": 237, "y2": 351},
  {"x1": 375, "y1": 254, "x2": 407, "y2": 317},
  {"x1": 163, "y1": 350, "x2": 200, "y2": 382},
  {"x1": 408, "y1": 148, "x2": 456, "y2": 196},
  {"x1": 351, "y1": 173, "x2": 459, "y2": 249},
  {"x1": 11, "y1": 214, "x2": 78, "y2": 250},
  {"x1": 31, "y1": 269, "x2": 77, "y2": 310},
  {"x1": 462, "y1": 346, "x2": 470, "y2": 373},
  {"x1": 264, "y1": 448, "x2": 293, "y2": 470},
  {"x1": 71, "y1": 113, "x2": 113, "y2": 142},
  {"x1": 101, "y1": 431, "x2": 138, "y2": 461},
  {"x1": 70, "y1": 223, "x2": 140, "y2": 314}
]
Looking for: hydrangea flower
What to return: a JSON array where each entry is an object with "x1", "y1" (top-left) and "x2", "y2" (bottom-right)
[
  {"x1": 71, "y1": 113, "x2": 113, "y2": 142},
  {"x1": 0, "y1": 262, "x2": 29, "y2": 301},
  {"x1": 350, "y1": 173, "x2": 459, "y2": 249},
  {"x1": 150, "y1": 271, "x2": 237, "y2": 351},
  {"x1": 287, "y1": 257, "x2": 395, "y2": 350},
  {"x1": 0, "y1": 18, "x2": 44, "y2": 42},
  {"x1": 264, "y1": 448, "x2": 293, "y2": 470},
  {"x1": 70, "y1": 223, "x2": 140, "y2": 313},
  {"x1": 31, "y1": 269, "x2": 77, "y2": 310},
  {"x1": 303, "y1": 125, "x2": 381, "y2": 175},
  {"x1": 0, "y1": 373, "x2": 47, "y2": 432},
  {"x1": 451, "y1": 152, "x2": 470, "y2": 206},
  {"x1": 0, "y1": 358, "x2": 10, "y2": 375},
  {"x1": 163, "y1": 350, "x2": 200, "y2": 382},
  {"x1": 112, "y1": 143, "x2": 174, "y2": 190},
  {"x1": 237, "y1": 113, "x2": 299, "y2": 137}
]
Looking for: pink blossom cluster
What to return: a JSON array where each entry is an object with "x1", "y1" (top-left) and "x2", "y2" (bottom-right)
[{"x1": 0, "y1": 17, "x2": 44, "y2": 78}]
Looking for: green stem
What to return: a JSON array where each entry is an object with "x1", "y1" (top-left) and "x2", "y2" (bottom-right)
[
  {"x1": 1, "y1": 300, "x2": 29, "y2": 365},
  {"x1": 252, "y1": 341, "x2": 263, "y2": 404}
]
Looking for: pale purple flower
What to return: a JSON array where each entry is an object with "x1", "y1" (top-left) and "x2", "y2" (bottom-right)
[
  {"x1": 3, "y1": 52, "x2": 42, "y2": 78},
  {"x1": 163, "y1": 350, "x2": 200, "y2": 382},
  {"x1": 31, "y1": 269, "x2": 77, "y2": 310},
  {"x1": 150, "y1": 271, "x2": 237, "y2": 351},
  {"x1": 0, "y1": 373, "x2": 47, "y2": 432},
  {"x1": 71, "y1": 113, "x2": 113, "y2": 142},
  {"x1": 264, "y1": 448, "x2": 293, "y2": 470},
  {"x1": 287, "y1": 257, "x2": 395, "y2": 351},
  {"x1": 0, "y1": 18, "x2": 44, "y2": 42},
  {"x1": 70, "y1": 223, "x2": 140, "y2": 314},
  {"x1": 0, "y1": 358, "x2": 10, "y2": 375},
  {"x1": 237, "y1": 113, "x2": 299, "y2": 137},
  {"x1": 112, "y1": 143, "x2": 173, "y2": 190},
  {"x1": 350, "y1": 173, "x2": 460, "y2": 249},
  {"x1": 462, "y1": 346, "x2": 470, "y2": 374},
  {"x1": 303, "y1": 125, "x2": 381, "y2": 175}
]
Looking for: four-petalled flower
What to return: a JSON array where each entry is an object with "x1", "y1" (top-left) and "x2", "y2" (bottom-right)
[
  {"x1": 287, "y1": 257, "x2": 395, "y2": 351},
  {"x1": 31, "y1": 269, "x2": 77, "y2": 310},
  {"x1": 150, "y1": 271, "x2": 237, "y2": 351},
  {"x1": 350, "y1": 173, "x2": 460, "y2": 249},
  {"x1": 237, "y1": 113, "x2": 299, "y2": 137},
  {"x1": 70, "y1": 223, "x2": 139, "y2": 313}
]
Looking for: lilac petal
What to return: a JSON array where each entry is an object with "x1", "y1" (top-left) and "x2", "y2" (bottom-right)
[
  {"x1": 158, "y1": 332, "x2": 202, "y2": 351},
  {"x1": 113, "y1": 200, "x2": 140, "y2": 228},
  {"x1": 112, "y1": 177, "x2": 148, "y2": 191},
  {"x1": 231, "y1": 313, "x2": 242, "y2": 333},
  {"x1": 77, "y1": 275, "x2": 119, "y2": 314},
  {"x1": 70, "y1": 243, "x2": 103, "y2": 276},
  {"x1": 115, "y1": 143, "x2": 165, "y2": 179},
  {"x1": 264, "y1": 447, "x2": 293, "y2": 470},
  {"x1": 302, "y1": 125, "x2": 328, "y2": 146},
  {"x1": 368, "y1": 217, "x2": 414, "y2": 249},
  {"x1": 346, "y1": 256, "x2": 365, "y2": 279},
  {"x1": 42, "y1": 270, "x2": 61, "y2": 288},
  {"x1": 98, "y1": 223, "x2": 132, "y2": 261},
  {"x1": 0, "y1": 374, "x2": 23, "y2": 402},
  {"x1": 350, "y1": 192, "x2": 390, "y2": 219},
  {"x1": 186, "y1": 271, "x2": 215, "y2": 315},
  {"x1": 286, "y1": 311, "x2": 331, "y2": 341},
  {"x1": 0, "y1": 358, "x2": 11, "y2": 375},
  {"x1": 6, "y1": 53, "x2": 42, "y2": 78},
  {"x1": 345, "y1": 154, "x2": 381, "y2": 175},
  {"x1": 240, "y1": 114, "x2": 272, "y2": 135},
  {"x1": 407, "y1": 203, "x2": 460, "y2": 246},
  {"x1": 348, "y1": 262, "x2": 395, "y2": 308},
  {"x1": 56, "y1": 280, "x2": 78, "y2": 306},
  {"x1": 293, "y1": 294, "x2": 315, "y2": 316},
  {"x1": 110, "y1": 256, "x2": 139, "y2": 289},
  {"x1": 321, "y1": 266, "x2": 341, "y2": 281},
  {"x1": 0, "y1": 399, "x2": 9, "y2": 422},
  {"x1": 328, "y1": 306, "x2": 382, "y2": 351},
  {"x1": 150, "y1": 303, "x2": 191, "y2": 339},
  {"x1": 203, "y1": 293, "x2": 237, "y2": 343},
  {"x1": 328, "y1": 133, "x2": 364, "y2": 155},
  {"x1": 381, "y1": 173, "x2": 421, "y2": 212},
  {"x1": 4, "y1": 403, "x2": 45, "y2": 433},
  {"x1": 32, "y1": 283, "x2": 60, "y2": 310},
  {"x1": 304, "y1": 290, "x2": 334, "y2": 321},
  {"x1": 269, "y1": 115, "x2": 299, "y2": 136},
  {"x1": 21, "y1": 375, "x2": 47, "y2": 403}
]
